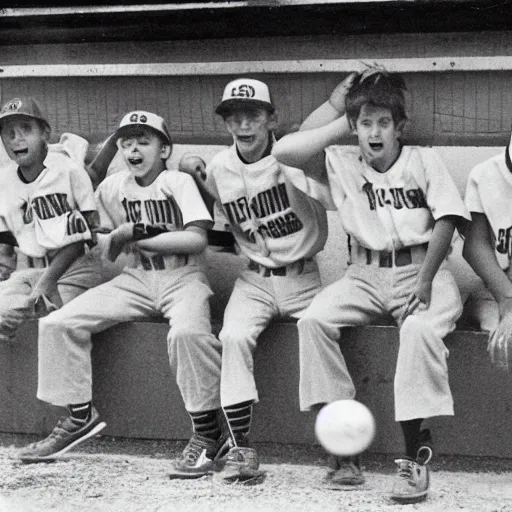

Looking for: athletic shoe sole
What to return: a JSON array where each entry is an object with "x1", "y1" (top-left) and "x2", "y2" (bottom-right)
[
  {"x1": 19, "y1": 421, "x2": 107, "y2": 464},
  {"x1": 168, "y1": 465, "x2": 216, "y2": 480},
  {"x1": 213, "y1": 468, "x2": 267, "y2": 486},
  {"x1": 390, "y1": 491, "x2": 428, "y2": 504}
]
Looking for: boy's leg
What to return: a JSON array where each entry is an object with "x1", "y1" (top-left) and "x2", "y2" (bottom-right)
[
  {"x1": 56, "y1": 244, "x2": 127, "y2": 304},
  {"x1": 160, "y1": 267, "x2": 225, "y2": 479},
  {"x1": 0, "y1": 269, "x2": 43, "y2": 341},
  {"x1": 298, "y1": 264, "x2": 385, "y2": 412},
  {"x1": 297, "y1": 264, "x2": 385, "y2": 488},
  {"x1": 390, "y1": 265, "x2": 462, "y2": 503},
  {"x1": 20, "y1": 270, "x2": 154, "y2": 463},
  {"x1": 216, "y1": 270, "x2": 278, "y2": 484}
]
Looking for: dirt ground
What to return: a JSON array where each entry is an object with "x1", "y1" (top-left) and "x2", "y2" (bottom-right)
[{"x1": 1, "y1": 433, "x2": 512, "y2": 512}]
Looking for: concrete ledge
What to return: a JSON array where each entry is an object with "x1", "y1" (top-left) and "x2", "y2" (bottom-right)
[{"x1": 1, "y1": 320, "x2": 510, "y2": 458}]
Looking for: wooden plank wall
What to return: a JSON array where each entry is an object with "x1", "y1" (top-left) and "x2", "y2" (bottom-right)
[{"x1": 0, "y1": 31, "x2": 511, "y2": 145}]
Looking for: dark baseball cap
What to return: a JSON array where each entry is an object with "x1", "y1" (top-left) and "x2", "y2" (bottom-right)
[
  {"x1": 215, "y1": 78, "x2": 275, "y2": 116},
  {"x1": 113, "y1": 110, "x2": 172, "y2": 146},
  {"x1": 0, "y1": 97, "x2": 50, "y2": 129}
]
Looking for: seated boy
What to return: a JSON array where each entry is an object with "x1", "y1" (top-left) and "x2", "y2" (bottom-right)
[
  {"x1": 272, "y1": 68, "x2": 470, "y2": 502},
  {"x1": 0, "y1": 96, "x2": 106, "y2": 339},
  {"x1": 177, "y1": 78, "x2": 334, "y2": 484},
  {"x1": 463, "y1": 133, "x2": 512, "y2": 335},
  {"x1": 18, "y1": 111, "x2": 223, "y2": 467}
]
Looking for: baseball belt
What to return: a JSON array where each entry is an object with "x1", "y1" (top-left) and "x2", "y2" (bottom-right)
[
  {"x1": 248, "y1": 257, "x2": 312, "y2": 277},
  {"x1": 351, "y1": 243, "x2": 428, "y2": 268},
  {"x1": 27, "y1": 254, "x2": 53, "y2": 268}
]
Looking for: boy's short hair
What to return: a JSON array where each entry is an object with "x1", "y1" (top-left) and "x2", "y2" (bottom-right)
[
  {"x1": 113, "y1": 111, "x2": 172, "y2": 146},
  {"x1": 0, "y1": 96, "x2": 50, "y2": 131},
  {"x1": 345, "y1": 70, "x2": 407, "y2": 126},
  {"x1": 215, "y1": 78, "x2": 275, "y2": 118}
]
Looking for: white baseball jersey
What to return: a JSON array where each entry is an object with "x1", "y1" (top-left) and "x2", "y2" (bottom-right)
[
  {"x1": 205, "y1": 145, "x2": 333, "y2": 268},
  {"x1": 325, "y1": 145, "x2": 471, "y2": 252},
  {"x1": 0, "y1": 151, "x2": 95, "y2": 258},
  {"x1": 95, "y1": 168, "x2": 213, "y2": 269},
  {"x1": 465, "y1": 151, "x2": 512, "y2": 270}
]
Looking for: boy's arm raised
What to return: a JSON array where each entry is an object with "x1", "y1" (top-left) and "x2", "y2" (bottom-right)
[
  {"x1": 300, "y1": 73, "x2": 356, "y2": 131},
  {"x1": 272, "y1": 116, "x2": 350, "y2": 177},
  {"x1": 86, "y1": 133, "x2": 118, "y2": 188}
]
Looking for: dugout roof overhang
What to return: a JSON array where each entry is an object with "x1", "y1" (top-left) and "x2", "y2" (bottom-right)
[{"x1": 0, "y1": 0, "x2": 510, "y2": 44}]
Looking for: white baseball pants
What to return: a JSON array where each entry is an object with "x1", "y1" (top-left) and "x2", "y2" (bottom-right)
[
  {"x1": 220, "y1": 259, "x2": 322, "y2": 407},
  {"x1": 0, "y1": 250, "x2": 115, "y2": 342},
  {"x1": 37, "y1": 265, "x2": 222, "y2": 413},
  {"x1": 298, "y1": 262, "x2": 462, "y2": 421}
]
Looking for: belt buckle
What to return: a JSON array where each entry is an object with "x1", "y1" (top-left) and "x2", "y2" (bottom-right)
[
  {"x1": 379, "y1": 252, "x2": 392, "y2": 268},
  {"x1": 395, "y1": 248, "x2": 412, "y2": 267},
  {"x1": 271, "y1": 266, "x2": 286, "y2": 276}
]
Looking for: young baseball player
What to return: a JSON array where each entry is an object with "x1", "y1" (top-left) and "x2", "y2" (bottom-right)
[
  {"x1": 18, "y1": 111, "x2": 224, "y2": 471},
  {"x1": 463, "y1": 133, "x2": 512, "y2": 340},
  {"x1": 177, "y1": 78, "x2": 335, "y2": 484},
  {"x1": 272, "y1": 68, "x2": 470, "y2": 502},
  {"x1": 0, "y1": 96, "x2": 107, "y2": 340}
]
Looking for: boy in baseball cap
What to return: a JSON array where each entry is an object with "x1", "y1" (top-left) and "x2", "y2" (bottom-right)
[
  {"x1": 0, "y1": 95, "x2": 105, "y2": 340},
  {"x1": 273, "y1": 68, "x2": 470, "y2": 502},
  {"x1": 176, "y1": 78, "x2": 335, "y2": 484},
  {"x1": 20, "y1": 109, "x2": 223, "y2": 468}
]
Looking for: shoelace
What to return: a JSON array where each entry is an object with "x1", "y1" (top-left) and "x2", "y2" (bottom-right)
[
  {"x1": 27, "y1": 418, "x2": 70, "y2": 448},
  {"x1": 183, "y1": 436, "x2": 210, "y2": 464}
]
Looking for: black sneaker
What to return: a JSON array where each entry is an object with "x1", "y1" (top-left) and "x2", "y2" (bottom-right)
[
  {"x1": 168, "y1": 433, "x2": 230, "y2": 480},
  {"x1": 18, "y1": 407, "x2": 106, "y2": 463},
  {"x1": 324, "y1": 454, "x2": 365, "y2": 489}
]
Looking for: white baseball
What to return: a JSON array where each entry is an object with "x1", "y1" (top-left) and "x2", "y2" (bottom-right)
[{"x1": 315, "y1": 399, "x2": 376, "y2": 456}]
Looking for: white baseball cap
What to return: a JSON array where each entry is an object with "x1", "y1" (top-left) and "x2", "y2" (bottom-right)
[
  {"x1": 215, "y1": 78, "x2": 275, "y2": 116},
  {"x1": 113, "y1": 110, "x2": 172, "y2": 145}
]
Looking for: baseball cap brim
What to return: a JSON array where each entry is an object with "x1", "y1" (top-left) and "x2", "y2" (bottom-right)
[
  {"x1": 215, "y1": 99, "x2": 275, "y2": 116},
  {"x1": 114, "y1": 123, "x2": 171, "y2": 146},
  {"x1": 0, "y1": 112, "x2": 50, "y2": 129}
]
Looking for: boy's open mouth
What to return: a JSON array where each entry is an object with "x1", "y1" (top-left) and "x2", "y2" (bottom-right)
[
  {"x1": 128, "y1": 157, "x2": 143, "y2": 165},
  {"x1": 13, "y1": 148, "x2": 28, "y2": 156},
  {"x1": 369, "y1": 142, "x2": 383, "y2": 151},
  {"x1": 237, "y1": 135, "x2": 254, "y2": 144}
]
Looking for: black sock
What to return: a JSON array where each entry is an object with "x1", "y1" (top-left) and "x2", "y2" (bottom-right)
[
  {"x1": 223, "y1": 400, "x2": 253, "y2": 445},
  {"x1": 189, "y1": 409, "x2": 221, "y2": 440},
  {"x1": 400, "y1": 418, "x2": 423, "y2": 459},
  {"x1": 68, "y1": 402, "x2": 92, "y2": 425}
]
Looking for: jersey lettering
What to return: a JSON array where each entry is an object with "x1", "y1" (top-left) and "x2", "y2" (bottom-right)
[
  {"x1": 31, "y1": 193, "x2": 72, "y2": 220},
  {"x1": 222, "y1": 184, "x2": 301, "y2": 241},
  {"x1": 66, "y1": 211, "x2": 87, "y2": 235},
  {"x1": 122, "y1": 197, "x2": 183, "y2": 227},
  {"x1": 362, "y1": 181, "x2": 428, "y2": 211},
  {"x1": 497, "y1": 226, "x2": 512, "y2": 258},
  {"x1": 21, "y1": 201, "x2": 33, "y2": 224},
  {"x1": 223, "y1": 183, "x2": 290, "y2": 223}
]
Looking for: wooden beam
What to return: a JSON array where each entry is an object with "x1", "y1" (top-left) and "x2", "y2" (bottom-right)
[{"x1": 0, "y1": 57, "x2": 512, "y2": 77}]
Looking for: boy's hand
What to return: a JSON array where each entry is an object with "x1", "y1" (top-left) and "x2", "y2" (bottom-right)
[
  {"x1": 30, "y1": 281, "x2": 62, "y2": 316},
  {"x1": 179, "y1": 154, "x2": 206, "y2": 181},
  {"x1": 400, "y1": 279, "x2": 432, "y2": 324},
  {"x1": 488, "y1": 306, "x2": 512, "y2": 371},
  {"x1": 105, "y1": 223, "x2": 133, "y2": 262},
  {"x1": 329, "y1": 72, "x2": 357, "y2": 113}
]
